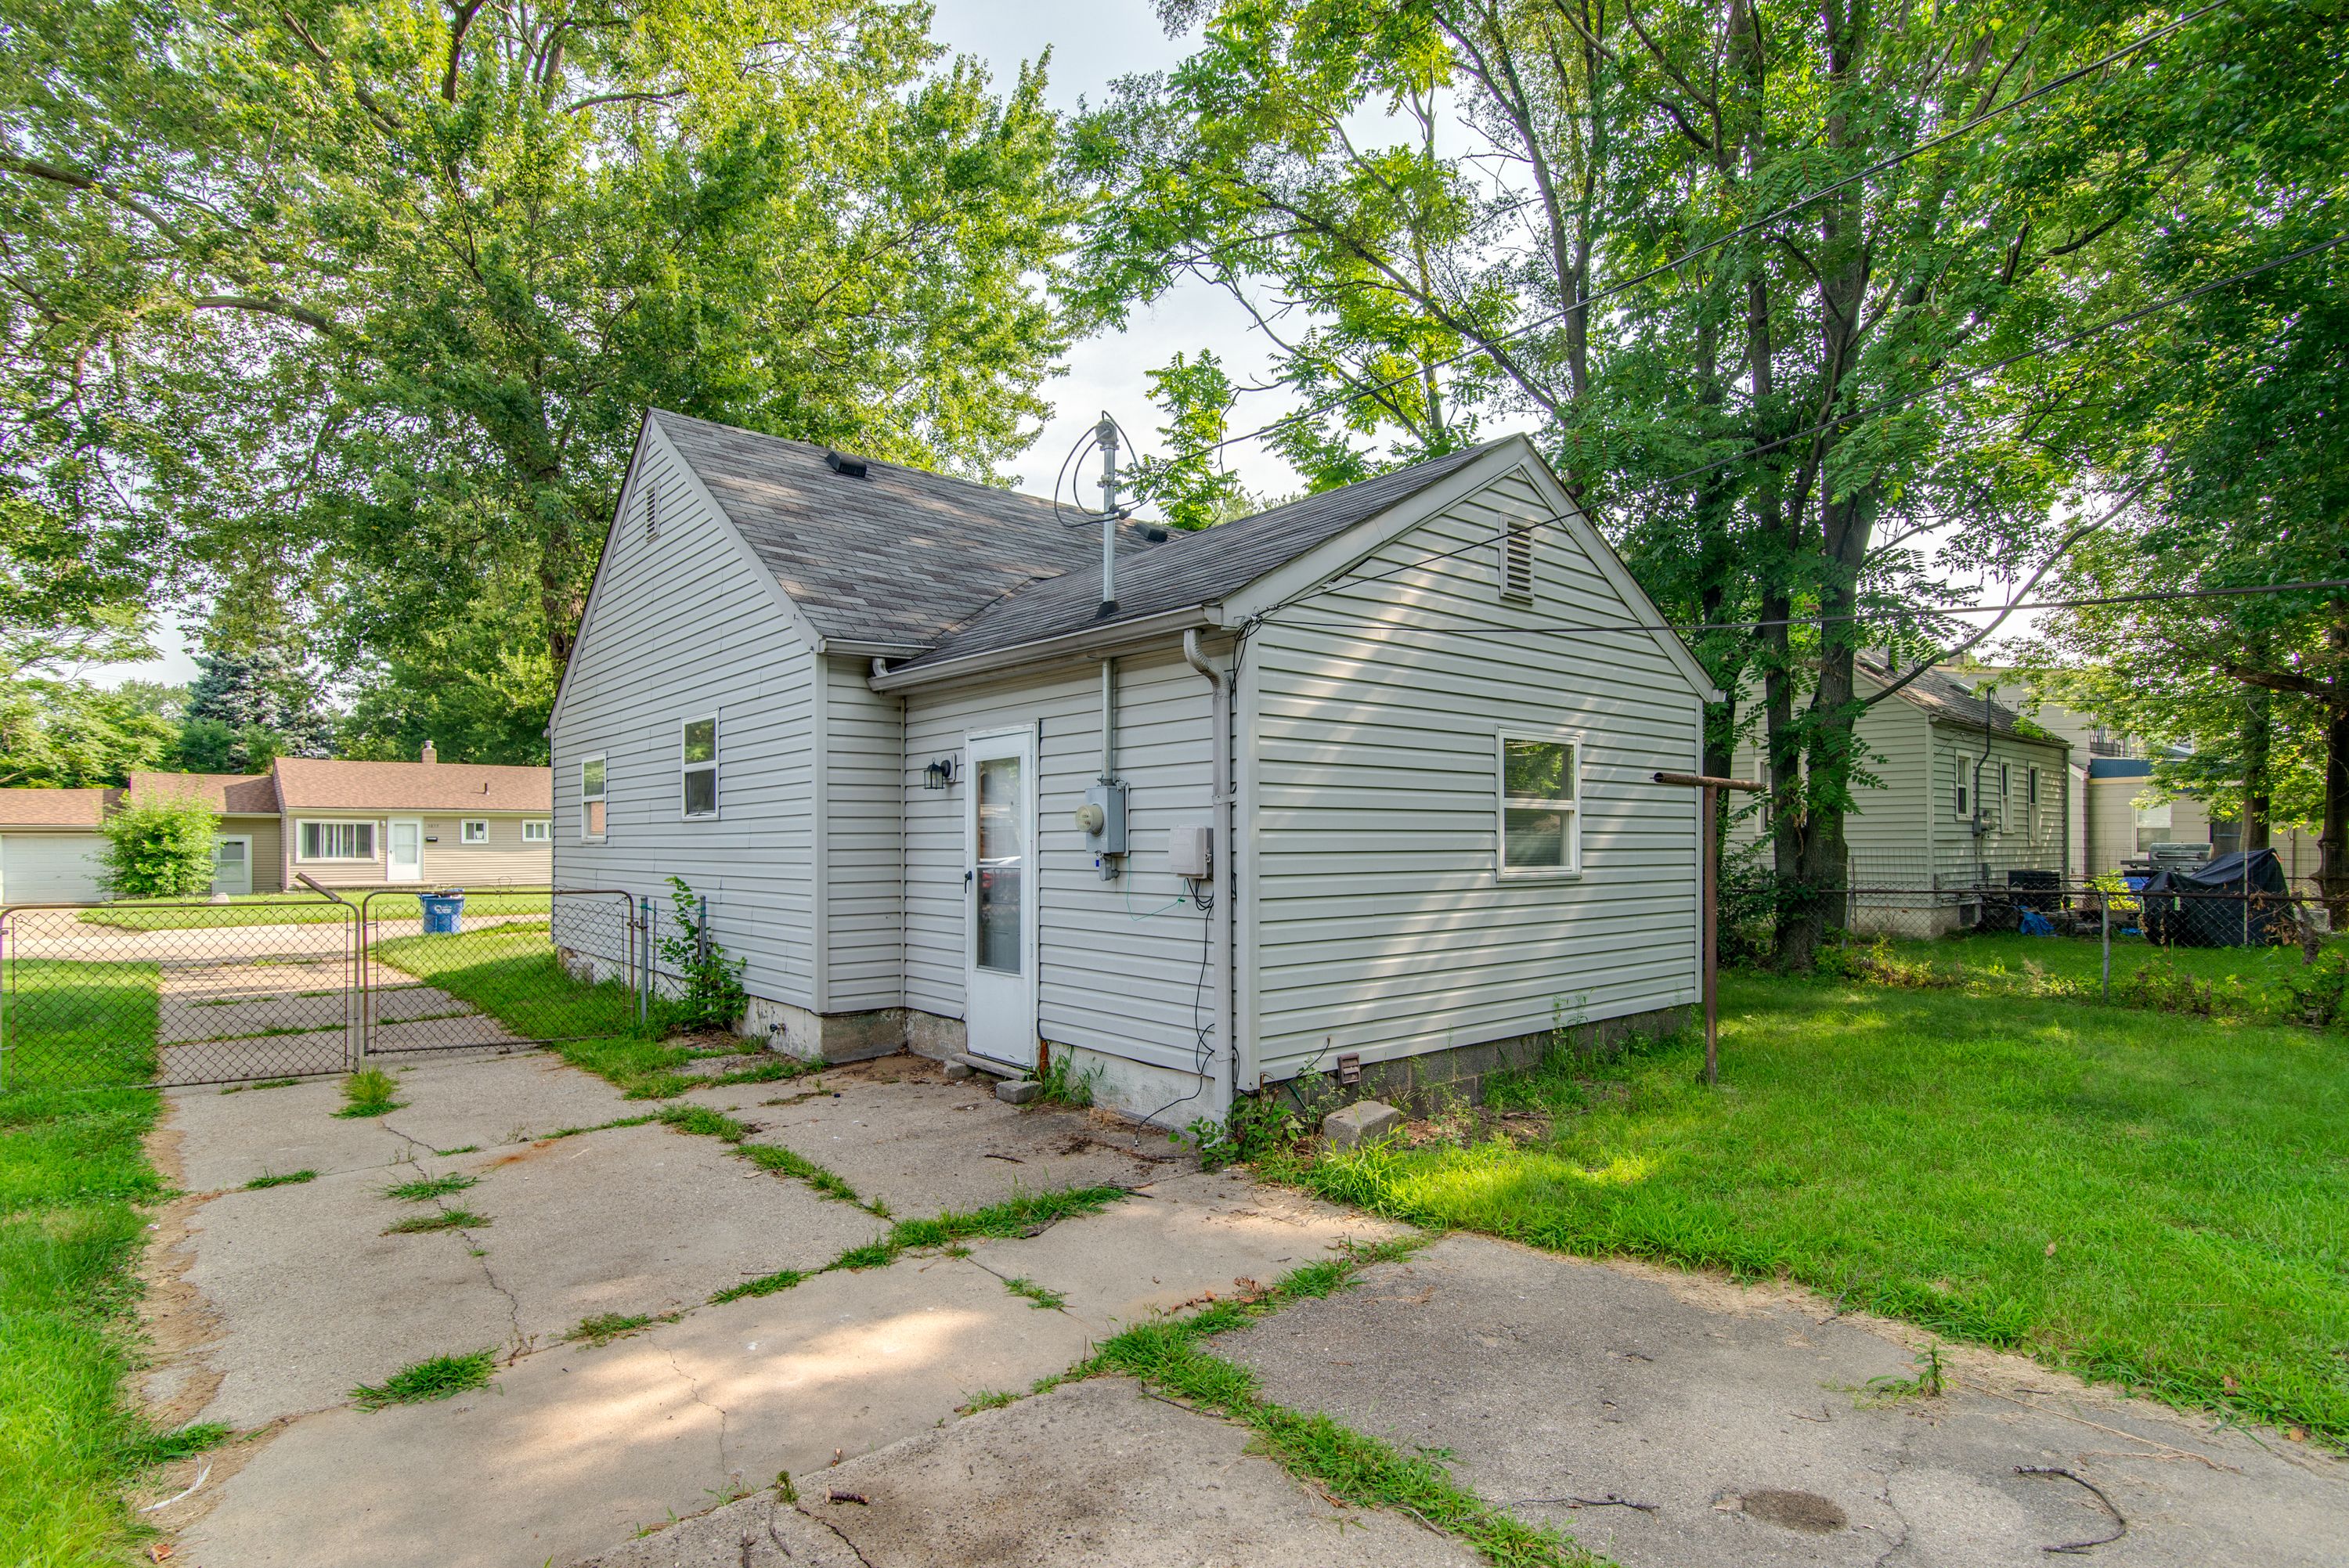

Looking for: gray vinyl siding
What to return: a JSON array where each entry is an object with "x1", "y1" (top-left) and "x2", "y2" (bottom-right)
[
  {"x1": 823, "y1": 655, "x2": 905, "y2": 1009},
  {"x1": 550, "y1": 420, "x2": 818, "y2": 1007},
  {"x1": 900, "y1": 647, "x2": 1218, "y2": 1073},
  {"x1": 1928, "y1": 726, "x2": 2069, "y2": 884},
  {"x1": 1245, "y1": 468, "x2": 1705, "y2": 1082},
  {"x1": 1727, "y1": 694, "x2": 1936, "y2": 882}
]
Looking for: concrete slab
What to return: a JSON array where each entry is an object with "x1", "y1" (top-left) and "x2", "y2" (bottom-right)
[
  {"x1": 164, "y1": 1054, "x2": 633, "y2": 1191},
  {"x1": 158, "y1": 961, "x2": 355, "y2": 1044},
  {"x1": 175, "y1": 1121, "x2": 886, "y2": 1428},
  {"x1": 178, "y1": 1255, "x2": 1097, "y2": 1568},
  {"x1": 725, "y1": 1058, "x2": 1186, "y2": 1216},
  {"x1": 1217, "y1": 1234, "x2": 2349, "y2": 1568},
  {"x1": 965, "y1": 1168, "x2": 1404, "y2": 1335},
  {"x1": 575, "y1": 1376, "x2": 1482, "y2": 1568}
]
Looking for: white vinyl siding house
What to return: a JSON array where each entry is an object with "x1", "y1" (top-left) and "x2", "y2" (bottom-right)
[{"x1": 550, "y1": 414, "x2": 1715, "y2": 1119}]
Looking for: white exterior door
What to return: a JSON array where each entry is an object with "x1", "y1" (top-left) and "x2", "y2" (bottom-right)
[
  {"x1": 0, "y1": 834, "x2": 110, "y2": 904},
  {"x1": 387, "y1": 819, "x2": 424, "y2": 883},
  {"x1": 963, "y1": 730, "x2": 1036, "y2": 1069},
  {"x1": 210, "y1": 836, "x2": 252, "y2": 897}
]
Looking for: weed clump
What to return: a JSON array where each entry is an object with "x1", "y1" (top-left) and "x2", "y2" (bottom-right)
[
  {"x1": 383, "y1": 1173, "x2": 477, "y2": 1202},
  {"x1": 244, "y1": 1169, "x2": 316, "y2": 1190},
  {"x1": 383, "y1": 1207, "x2": 489, "y2": 1235},
  {"x1": 335, "y1": 1069, "x2": 404, "y2": 1118},
  {"x1": 352, "y1": 1349, "x2": 496, "y2": 1410}
]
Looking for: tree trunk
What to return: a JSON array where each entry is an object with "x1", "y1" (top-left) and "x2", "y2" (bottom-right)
[
  {"x1": 2322, "y1": 618, "x2": 2349, "y2": 923},
  {"x1": 2243, "y1": 682, "x2": 2273, "y2": 852}
]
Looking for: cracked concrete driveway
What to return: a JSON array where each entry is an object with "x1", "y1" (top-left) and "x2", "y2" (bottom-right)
[{"x1": 133, "y1": 1052, "x2": 2348, "y2": 1568}]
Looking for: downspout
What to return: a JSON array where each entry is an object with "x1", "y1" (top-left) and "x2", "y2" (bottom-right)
[{"x1": 1183, "y1": 629, "x2": 1236, "y2": 1119}]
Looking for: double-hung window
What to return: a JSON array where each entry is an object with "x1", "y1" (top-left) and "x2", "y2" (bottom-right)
[
  {"x1": 1497, "y1": 732, "x2": 1580, "y2": 875},
  {"x1": 523, "y1": 820, "x2": 550, "y2": 843},
  {"x1": 299, "y1": 820, "x2": 375, "y2": 861},
  {"x1": 682, "y1": 716, "x2": 719, "y2": 819},
  {"x1": 580, "y1": 755, "x2": 607, "y2": 840},
  {"x1": 460, "y1": 820, "x2": 489, "y2": 845}
]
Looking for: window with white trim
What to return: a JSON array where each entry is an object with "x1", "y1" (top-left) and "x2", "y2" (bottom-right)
[
  {"x1": 298, "y1": 820, "x2": 376, "y2": 861},
  {"x1": 523, "y1": 819, "x2": 550, "y2": 843},
  {"x1": 1499, "y1": 521, "x2": 1534, "y2": 601},
  {"x1": 1497, "y1": 733, "x2": 1579, "y2": 874},
  {"x1": 460, "y1": 820, "x2": 489, "y2": 845},
  {"x1": 682, "y1": 716, "x2": 718, "y2": 819},
  {"x1": 580, "y1": 755, "x2": 606, "y2": 840}
]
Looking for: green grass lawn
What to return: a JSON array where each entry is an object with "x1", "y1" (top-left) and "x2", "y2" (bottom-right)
[
  {"x1": 0, "y1": 959, "x2": 209, "y2": 1563},
  {"x1": 1853, "y1": 929, "x2": 2341, "y2": 1024},
  {"x1": 78, "y1": 891, "x2": 551, "y2": 932},
  {"x1": 1304, "y1": 974, "x2": 2349, "y2": 1446}
]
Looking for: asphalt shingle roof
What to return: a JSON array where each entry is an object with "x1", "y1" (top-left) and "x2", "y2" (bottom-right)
[
  {"x1": 1862, "y1": 658, "x2": 2049, "y2": 741},
  {"x1": 655, "y1": 411, "x2": 1125, "y2": 648},
  {"x1": 272, "y1": 758, "x2": 550, "y2": 813},
  {"x1": 654, "y1": 410, "x2": 1501, "y2": 665}
]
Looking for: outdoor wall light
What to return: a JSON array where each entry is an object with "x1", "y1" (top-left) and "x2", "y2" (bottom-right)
[{"x1": 922, "y1": 757, "x2": 959, "y2": 791}]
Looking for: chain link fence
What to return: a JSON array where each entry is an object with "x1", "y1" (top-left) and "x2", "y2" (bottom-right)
[
  {"x1": 1722, "y1": 874, "x2": 2324, "y2": 955},
  {"x1": 1, "y1": 886, "x2": 661, "y2": 1091}
]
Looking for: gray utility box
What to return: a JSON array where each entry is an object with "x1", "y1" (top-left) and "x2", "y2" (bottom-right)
[{"x1": 1084, "y1": 780, "x2": 1129, "y2": 858}]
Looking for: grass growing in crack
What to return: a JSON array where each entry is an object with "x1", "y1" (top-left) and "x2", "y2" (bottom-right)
[
  {"x1": 382, "y1": 1173, "x2": 478, "y2": 1202},
  {"x1": 1070, "y1": 1239, "x2": 1594, "y2": 1568},
  {"x1": 655, "y1": 1103, "x2": 872, "y2": 1208},
  {"x1": 382, "y1": 1207, "x2": 489, "y2": 1235},
  {"x1": 957, "y1": 1390, "x2": 1021, "y2": 1415},
  {"x1": 695, "y1": 1055, "x2": 825, "y2": 1090},
  {"x1": 1022, "y1": 1051, "x2": 1101, "y2": 1108},
  {"x1": 351, "y1": 1349, "x2": 496, "y2": 1410},
  {"x1": 334, "y1": 1069, "x2": 403, "y2": 1118},
  {"x1": 710, "y1": 1268, "x2": 810, "y2": 1305},
  {"x1": 244, "y1": 1170, "x2": 316, "y2": 1190},
  {"x1": 568, "y1": 1313, "x2": 655, "y2": 1346},
  {"x1": 1001, "y1": 1275, "x2": 1067, "y2": 1311},
  {"x1": 218, "y1": 1076, "x2": 300, "y2": 1094},
  {"x1": 433, "y1": 1144, "x2": 481, "y2": 1156}
]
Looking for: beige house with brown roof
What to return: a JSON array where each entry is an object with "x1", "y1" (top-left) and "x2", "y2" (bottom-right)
[{"x1": 0, "y1": 747, "x2": 552, "y2": 903}]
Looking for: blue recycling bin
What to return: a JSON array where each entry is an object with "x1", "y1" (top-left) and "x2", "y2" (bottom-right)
[{"x1": 420, "y1": 890, "x2": 466, "y2": 935}]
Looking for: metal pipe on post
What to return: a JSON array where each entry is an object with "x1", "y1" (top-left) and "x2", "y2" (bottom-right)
[
  {"x1": 1096, "y1": 413, "x2": 1121, "y2": 616},
  {"x1": 1654, "y1": 772, "x2": 1766, "y2": 1087},
  {"x1": 2102, "y1": 897, "x2": 2112, "y2": 1001}
]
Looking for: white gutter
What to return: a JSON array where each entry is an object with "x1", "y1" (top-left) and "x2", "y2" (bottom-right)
[
  {"x1": 868, "y1": 605, "x2": 1216, "y2": 692},
  {"x1": 1182, "y1": 628, "x2": 1236, "y2": 1121}
]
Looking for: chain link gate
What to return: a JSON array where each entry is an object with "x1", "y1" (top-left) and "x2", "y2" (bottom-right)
[{"x1": 1, "y1": 888, "x2": 652, "y2": 1092}]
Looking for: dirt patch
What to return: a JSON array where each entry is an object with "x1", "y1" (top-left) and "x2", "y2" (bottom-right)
[{"x1": 1730, "y1": 1487, "x2": 1848, "y2": 1533}]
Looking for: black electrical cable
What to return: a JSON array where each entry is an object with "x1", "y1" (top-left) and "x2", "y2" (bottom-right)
[{"x1": 1195, "y1": 1, "x2": 2230, "y2": 462}]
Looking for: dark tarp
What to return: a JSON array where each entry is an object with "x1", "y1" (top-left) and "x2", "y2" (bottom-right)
[{"x1": 2141, "y1": 848, "x2": 2297, "y2": 947}]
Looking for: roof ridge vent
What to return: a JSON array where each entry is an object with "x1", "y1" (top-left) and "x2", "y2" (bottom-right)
[{"x1": 824, "y1": 449, "x2": 869, "y2": 478}]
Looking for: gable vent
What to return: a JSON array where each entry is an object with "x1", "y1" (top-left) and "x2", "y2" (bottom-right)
[
  {"x1": 824, "y1": 449, "x2": 869, "y2": 479},
  {"x1": 1500, "y1": 521, "x2": 1535, "y2": 601},
  {"x1": 644, "y1": 480, "x2": 659, "y2": 542}
]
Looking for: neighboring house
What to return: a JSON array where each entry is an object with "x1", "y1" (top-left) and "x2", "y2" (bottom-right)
[
  {"x1": 1937, "y1": 665, "x2": 2322, "y2": 881},
  {"x1": 0, "y1": 747, "x2": 553, "y2": 903},
  {"x1": 550, "y1": 409, "x2": 1719, "y2": 1123},
  {"x1": 1730, "y1": 660, "x2": 2072, "y2": 932}
]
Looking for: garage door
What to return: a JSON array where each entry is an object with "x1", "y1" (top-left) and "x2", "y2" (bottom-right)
[{"x1": 0, "y1": 833, "x2": 110, "y2": 905}]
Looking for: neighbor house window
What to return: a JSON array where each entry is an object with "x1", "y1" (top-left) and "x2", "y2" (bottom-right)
[
  {"x1": 523, "y1": 820, "x2": 550, "y2": 843},
  {"x1": 2028, "y1": 767, "x2": 2039, "y2": 804},
  {"x1": 682, "y1": 716, "x2": 718, "y2": 819},
  {"x1": 1497, "y1": 733, "x2": 1579, "y2": 874},
  {"x1": 460, "y1": 820, "x2": 489, "y2": 845},
  {"x1": 581, "y1": 755, "x2": 606, "y2": 840},
  {"x1": 299, "y1": 820, "x2": 375, "y2": 861},
  {"x1": 1955, "y1": 779, "x2": 1969, "y2": 819}
]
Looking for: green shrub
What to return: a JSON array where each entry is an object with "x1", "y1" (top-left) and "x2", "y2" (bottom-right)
[
  {"x1": 96, "y1": 789, "x2": 220, "y2": 899},
  {"x1": 659, "y1": 876, "x2": 748, "y2": 1029},
  {"x1": 2283, "y1": 946, "x2": 2349, "y2": 1028}
]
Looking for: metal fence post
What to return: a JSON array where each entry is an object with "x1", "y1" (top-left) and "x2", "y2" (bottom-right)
[{"x1": 2102, "y1": 899, "x2": 2112, "y2": 1002}]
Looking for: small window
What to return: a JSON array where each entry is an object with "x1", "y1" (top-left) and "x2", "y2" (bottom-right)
[
  {"x1": 581, "y1": 755, "x2": 607, "y2": 840},
  {"x1": 1999, "y1": 762, "x2": 2010, "y2": 796},
  {"x1": 299, "y1": 820, "x2": 376, "y2": 861},
  {"x1": 523, "y1": 819, "x2": 550, "y2": 843},
  {"x1": 1956, "y1": 779, "x2": 1969, "y2": 818},
  {"x1": 2027, "y1": 767, "x2": 2039, "y2": 805},
  {"x1": 682, "y1": 716, "x2": 718, "y2": 819},
  {"x1": 1499, "y1": 521, "x2": 1534, "y2": 601},
  {"x1": 460, "y1": 820, "x2": 489, "y2": 845},
  {"x1": 1498, "y1": 733, "x2": 1579, "y2": 875}
]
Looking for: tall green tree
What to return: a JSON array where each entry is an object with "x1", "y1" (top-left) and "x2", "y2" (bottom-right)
[{"x1": 3, "y1": 0, "x2": 1088, "y2": 736}]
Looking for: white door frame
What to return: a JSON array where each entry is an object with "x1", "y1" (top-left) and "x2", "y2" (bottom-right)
[
  {"x1": 386, "y1": 818, "x2": 424, "y2": 884},
  {"x1": 211, "y1": 834, "x2": 253, "y2": 897},
  {"x1": 962, "y1": 727, "x2": 1037, "y2": 1069}
]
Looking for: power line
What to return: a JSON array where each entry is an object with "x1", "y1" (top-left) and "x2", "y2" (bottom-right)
[
  {"x1": 1265, "y1": 575, "x2": 2349, "y2": 642},
  {"x1": 1200, "y1": 1, "x2": 2229, "y2": 460}
]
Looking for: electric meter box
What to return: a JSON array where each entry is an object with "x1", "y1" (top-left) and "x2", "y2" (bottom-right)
[
  {"x1": 1168, "y1": 823, "x2": 1214, "y2": 881},
  {"x1": 1084, "y1": 780, "x2": 1128, "y2": 857}
]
